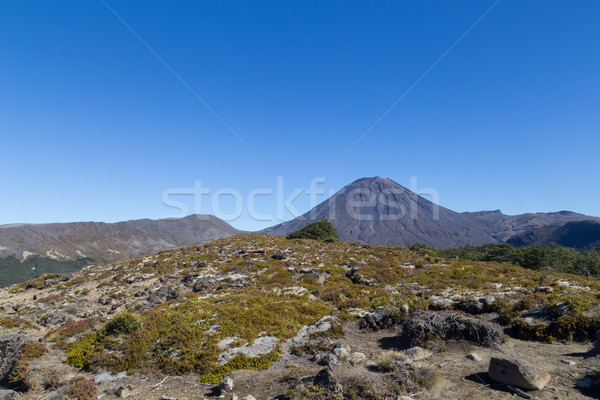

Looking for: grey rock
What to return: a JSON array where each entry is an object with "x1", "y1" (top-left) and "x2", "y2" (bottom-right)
[
  {"x1": 39, "y1": 311, "x2": 67, "y2": 327},
  {"x1": 98, "y1": 296, "x2": 112, "y2": 305},
  {"x1": 403, "y1": 346, "x2": 433, "y2": 362},
  {"x1": 220, "y1": 376, "x2": 234, "y2": 394},
  {"x1": 333, "y1": 347, "x2": 348, "y2": 358},
  {"x1": 488, "y1": 356, "x2": 550, "y2": 390},
  {"x1": 560, "y1": 359, "x2": 575, "y2": 366},
  {"x1": 114, "y1": 385, "x2": 134, "y2": 398},
  {"x1": 193, "y1": 278, "x2": 216, "y2": 293},
  {"x1": 350, "y1": 352, "x2": 366, "y2": 365},
  {"x1": 467, "y1": 353, "x2": 481, "y2": 362},
  {"x1": 0, "y1": 334, "x2": 28, "y2": 383},
  {"x1": 240, "y1": 396, "x2": 256, "y2": 400},
  {"x1": 0, "y1": 389, "x2": 19, "y2": 400},
  {"x1": 147, "y1": 286, "x2": 177, "y2": 305}
]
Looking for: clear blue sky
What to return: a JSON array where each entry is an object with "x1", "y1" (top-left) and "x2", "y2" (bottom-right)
[{"x1": 1, "y1": 1, "x2": 598, "y2": 231}]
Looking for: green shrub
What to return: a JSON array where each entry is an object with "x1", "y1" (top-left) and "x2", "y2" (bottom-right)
[
  {"x1": 287, "y1": 221, "x2": 339, "y2": 241},
  {"x1": 103, "y1": 312, "x2": 141, "y2": 335},
  {"x1": 197, "y1": 351, "x2": 280, "y2": 384}
]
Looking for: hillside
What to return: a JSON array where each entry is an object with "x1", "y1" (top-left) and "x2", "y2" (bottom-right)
[
  {"x1": 263, "y1": 177, "x2": 599, "y2": 248},
  {"x1": 507, "y1": 220, "x2": 600, "y2": 250},
  {"x1": 0, "y1": 234, "x2": 598, "y2": 399},
  {"x1": 0, "y1": 215, "x2": 243, "y2": 262}
]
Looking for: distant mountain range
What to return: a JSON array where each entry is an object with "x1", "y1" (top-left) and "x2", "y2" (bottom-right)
[
  {"x1": 0, "y1": 215, "x2": 242, "y2": 262},
  {"x1": 507, "y1": 220, "x2": 600, "y2": 251},
  {"x1": 1, "y1": 177, "x2": 598, "y2": 267},
  {"x1": 263, "y1": 177, "x2": 600, "y2": 248}
]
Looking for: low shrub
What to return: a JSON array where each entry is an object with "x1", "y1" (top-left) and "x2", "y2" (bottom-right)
[{"x1": 287, "y1": 221, "x2": 339, "y2": 241}]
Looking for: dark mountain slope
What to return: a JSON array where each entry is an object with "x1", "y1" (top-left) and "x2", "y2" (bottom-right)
[{"x1": 507, "y1": 220, "x2": 600, "y2": 250}]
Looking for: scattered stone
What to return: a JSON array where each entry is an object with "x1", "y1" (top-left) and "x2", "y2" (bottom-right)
[
  {"x1": 403, "y1": 346, "x2": 433, "y2": 362},
  {"x1": 467, "y1": 353, "x2": 481, "y2": 362},
  {"x1": 134, "y1": 290, "x2": 147, "y2": 298},
  {"x1": 98, "y1": 296, "x2": 112, "y2": 305},
  {"x1": 113, "y1": 385, "x2": 134, "y2": 398},
  {"x1": 271, "y1": 254, "x2": 286, "y2": 260},
  {"x1": 350, "y1": 352, "x2": 366, "y2": 365},
  {"x1": 196, "y1": 245, "x2": 205, "y2": 251},
  {"x1": 394, "y1": 396, "x2": 412, "y2": 400},
  {"x1": 38, "y1": 311, "x2": 67, "y2": 327},
  {"x1": 0, "y1": 334, "x2": 28, "y2": 383},
  {"x1": 240, "y1": 396, "x2": 256, "y2": 400},
  {"x1": 320, "y1": 354, "x2": 339, "y2": 366},
  {"x1": 333, "y1": 347, "x2": 348, "y2": 358},
  {"x1": 0, "y1": 389, "x2": 19, "y2": 400},
  {"x1": 147, "y1": 286, "x2": 177, "y2": 305},
  {"x1": 181, "y1": 273, "x2": 199, "y2": 285},
  {"x1": 230, "y1": 395, "x2": 239, "y2": 400},
  {"x1": 220, "y1": 376, "x2": 234, "y2": 394},
  {"x1": 488, "y1": 356, "x2": 550, "y2": 390},
  {"x1": 193, "y1": 278, "x2": 216, "y2": 293},
  {"x1": 534, "y1": 286, "x2": 554, "y2": 293},
  {"x1": 560, "y1": 359, "x2": 576, "y2": 366}
]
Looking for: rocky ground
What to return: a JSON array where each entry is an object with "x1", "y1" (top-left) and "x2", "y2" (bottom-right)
[{"x1": 0, "y1": 234, "x2": 599, "y2": 399}]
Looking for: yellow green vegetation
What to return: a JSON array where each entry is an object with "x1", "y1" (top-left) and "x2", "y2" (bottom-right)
[{"x1": 38, "y1": 233, "x2": 597, "y2": 381}]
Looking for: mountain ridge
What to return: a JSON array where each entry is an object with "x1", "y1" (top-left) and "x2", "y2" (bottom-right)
[
  {"x1": 0, "y1": 214, "x2": 243, "y2": 262},
  {"x1": 263, "y1": 177, "x2": 600, "y2": 248}
]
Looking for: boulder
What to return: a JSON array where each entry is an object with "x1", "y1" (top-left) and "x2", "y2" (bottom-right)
[
  {"x1": 488, "y1": 356, "x2": 550, "y2": 390},
  {"x1": 0, "y1": 390, "x2": 19, "y2": 400},
  {"x1": 402, "y1": 346, "x2": 432, "y2": 362},
  {"x1": 220, "y1": 376, "x2": 234, "y2": 394},
  {"x1": 192, "y1": 278, "x2": 216, "y2": 293},
  {"x1": 0, "y1": 334, "x2": 28, "y2": 383},
  {"x1": 39, "y1": 311, "x2": 67, "y2": 327},
  {"x1": 146, "y1": 286, "x2": 177, "y2": 305}
]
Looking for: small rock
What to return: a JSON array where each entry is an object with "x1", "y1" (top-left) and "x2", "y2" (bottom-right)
[
  {"x1": 394, "y1": 396, "x2": 412, "y2": 400},
  {"x1": 196, "y1": 245, "x2": 205, "y2": 251},
  {"x1": 193, "y1": 278, "x2": 216, "y2": 293},
  {"x1": 560, "y1": 359, "x2": 576, "y2": 366},
  {"x1": 0, "y1": 389, "x2": 19, "y2": 400},
  {"x1": 488, "y1": 356, "x2": 550, "y2": 390},
  {"x1": 467, "y1": 353, "x2": 481, "y2": 362},
  {"x1": 220, "y1": 376, "x2": 234, "y2": 393},
  {"x1": 333, "y1": 347, "x2": 348, "y2": 358},
  {"x1": 230, "y1": 395, "x2": 239, "y2": 400},
  {"x1": 114, "y1": 385, "x2": 134, "y2": 398},
  {"x1": 271, "y1": 254, "x2": 286, "y2": 260},
  {"x1": 403, "y1": 346, "x2": 433, "y2": 362},
  {"x1": 98, "y1": 296, "x2": 112, "y2": 305},
  {"x1": 320, "y1": 353, "x2": 339, "y2": 366},
  {"x1": 334, "y1": 342, "x2": 351, "y2": 351},
  {"x1": 241, "y1": 396, "x2": 256, "y2": 400},
  {"x1": 350, "y1": 352, "x2": 366, "y2": 365},
  {"x1": 160, "y1": 396, "x2": 179, "y2": 400}
]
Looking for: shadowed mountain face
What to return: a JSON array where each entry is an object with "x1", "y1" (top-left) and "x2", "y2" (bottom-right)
[
  {"x1": 0, "y1": 215, "x2": 242, "y2": 262},
  {"x1": 263, "y1": 177, "x2": 600, "y2": 248},
  {"x1": 507, "y1": 220, "x2": 600, "y2": 250}
]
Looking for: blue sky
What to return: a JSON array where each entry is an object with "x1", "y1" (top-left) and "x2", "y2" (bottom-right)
[{"x1": 1, "y1": 1, "x2": 598, "y2": 231}]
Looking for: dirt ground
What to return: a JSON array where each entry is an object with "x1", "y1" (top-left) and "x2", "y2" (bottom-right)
[{"x1": 15, "y1": 321, "x2": 597, "y2": 400}]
